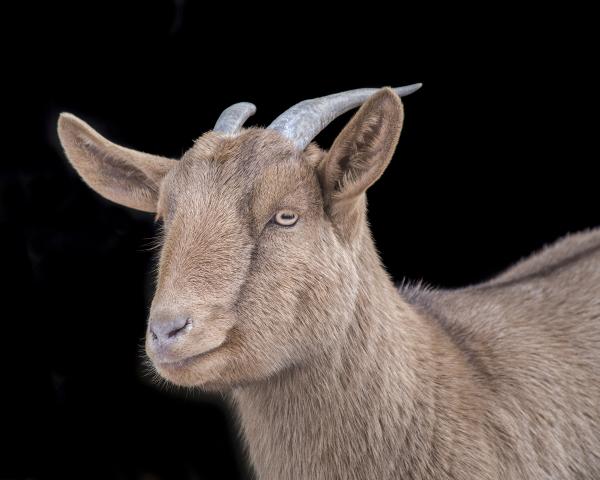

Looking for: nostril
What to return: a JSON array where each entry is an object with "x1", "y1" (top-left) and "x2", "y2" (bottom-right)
[
  {"x1": 149, "y1": 315, "x2": 191, "y2": 343},
  {"x1": 167, "y1": 318, "x2": 191, "y2": 338}
]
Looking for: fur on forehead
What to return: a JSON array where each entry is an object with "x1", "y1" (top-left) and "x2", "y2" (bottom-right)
[{"x1": 186, "y1": 128, "x2": 325, "y2": 173}]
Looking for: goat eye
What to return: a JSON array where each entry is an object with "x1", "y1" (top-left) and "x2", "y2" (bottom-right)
[{"x1": 273, "y1": 210, "x2": 298, "y2": 227}]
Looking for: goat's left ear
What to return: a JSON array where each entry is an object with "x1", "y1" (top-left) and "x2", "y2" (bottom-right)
[{"x1": 319, "y1": 87, "x2": 404, "y2": 240}]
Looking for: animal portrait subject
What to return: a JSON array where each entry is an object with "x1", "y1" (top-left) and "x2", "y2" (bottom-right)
[{"x1": 57, "y1": 85, "x2": 600, "y2": 480}]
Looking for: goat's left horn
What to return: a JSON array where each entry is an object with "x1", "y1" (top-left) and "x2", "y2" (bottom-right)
[
  {"x1": 213, "y1": 102, "x2": 256, "y2": 134},
  {"x1": 268, "y1": 83, "x2": 422, "y2": 150}
]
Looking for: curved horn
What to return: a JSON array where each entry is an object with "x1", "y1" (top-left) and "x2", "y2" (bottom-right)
[
  {"x1": 268, "y1": 83, "x2": 422, "y2": 150},
  {"x1": 213, "y1": 102, "x2": 257, "y2": 134}
]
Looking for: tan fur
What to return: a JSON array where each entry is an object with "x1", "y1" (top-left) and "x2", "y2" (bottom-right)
[{"x1": 57, "y1": 88, "x2": 600, "y2": 479}]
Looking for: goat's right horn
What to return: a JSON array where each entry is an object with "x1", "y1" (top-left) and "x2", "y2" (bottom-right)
[
  {"x1": 213, "y1": 102, "x2": 257, "y2": 134},
  {"x1": 268, "y1": 83, "x2": 422, "y2": 150}
]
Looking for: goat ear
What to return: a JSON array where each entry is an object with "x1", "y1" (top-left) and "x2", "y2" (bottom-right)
[
  {"x1": 57, "y1": 113, "x2": 176, "y2": 213},
  {"x1": 319, "y1": 88, "x2": 404, "y2": 239}
]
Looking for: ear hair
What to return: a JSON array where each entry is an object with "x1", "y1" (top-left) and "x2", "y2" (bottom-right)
[
  {"x1": 58, "y1": 113, "x2": 176, "y2": 212},
  {"x1": 319, "y1": 88, "x2": 404, "y2": 239}
]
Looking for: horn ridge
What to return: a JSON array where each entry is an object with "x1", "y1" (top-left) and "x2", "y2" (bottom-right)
[
  {"x1": 268, "y1": 84, "x2": 422, "y2": 149},
  {"x1": 213, "y1": 102, "x2": 257, "y2": 134}
]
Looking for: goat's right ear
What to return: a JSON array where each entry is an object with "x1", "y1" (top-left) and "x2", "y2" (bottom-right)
[{"x1": 57, "y1": 113, "x2": 176, "y2": 213}]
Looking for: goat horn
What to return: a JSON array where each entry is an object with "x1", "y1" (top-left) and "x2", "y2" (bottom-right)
[
  {"x1": 268, "y1": 84, "x2": 422, "y2": 150},
  {"x1": 213, "y1": 102, "x2": 257, "y2": 134}
]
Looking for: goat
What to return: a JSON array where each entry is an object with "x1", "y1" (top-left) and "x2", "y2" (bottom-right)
[{"x1": 57, "y1": 85, "x2": 600, "y2": 480}]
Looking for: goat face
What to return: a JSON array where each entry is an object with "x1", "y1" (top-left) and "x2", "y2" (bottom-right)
[
  {"x1": 57, "y1": 88, "x2": 407, "y2": 388},
  {"x1": 145, "y1": 129, "x2": 358, "y2": 388}
]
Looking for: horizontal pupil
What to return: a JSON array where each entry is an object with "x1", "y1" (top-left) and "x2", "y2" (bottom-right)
[{"x1": 281, "y1": 213, "x2": 294, "y2": 219}]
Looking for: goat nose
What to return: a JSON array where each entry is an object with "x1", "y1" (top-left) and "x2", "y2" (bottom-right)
[{"x1": 149, "y1": 315, "x2": 191, "y2": 343}]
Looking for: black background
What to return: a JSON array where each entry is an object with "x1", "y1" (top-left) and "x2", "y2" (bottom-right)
[{"x1": 2, "y1": 2, "x2": 598, "y2": 479}]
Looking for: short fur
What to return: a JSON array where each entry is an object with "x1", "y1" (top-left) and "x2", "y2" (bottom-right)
[{"x1": 57, "y1": 88, "x2": 600, "y2": 479}]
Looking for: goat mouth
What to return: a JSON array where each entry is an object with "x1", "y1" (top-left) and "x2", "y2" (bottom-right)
[{"x1": 155, "y1": 344, "x2": 223, "y2": 370}]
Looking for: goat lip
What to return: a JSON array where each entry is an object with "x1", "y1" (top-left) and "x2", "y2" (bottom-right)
[{"x1": 156, "y1": 344, "x2": 222, "y2": 370}]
